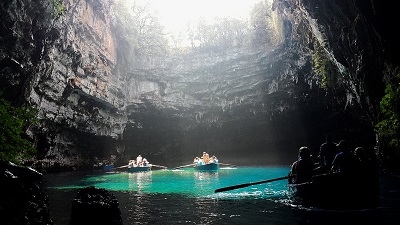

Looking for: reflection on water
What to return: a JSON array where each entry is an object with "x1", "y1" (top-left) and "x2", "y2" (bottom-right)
[
  {"x1": 193, "y1": 197, "x2": 221, "y2": 225},
  {"x1": 42, "y1": 167, "x2": 400, "y2": 225},
  {"x1": 128, "y1": 171, "x2": 152, "y2": 192},
  {"x1": 46, "y1": 167, "x2": 292, "y2": 199},
  {"x1": 194, "y1": 171, "x2": 220, "y2": 198},
  {"x1": 125, "y1": 191, "x2": 152, "y2": 223},
  {"x1": 194, "y1": 171, "x2": 219, "y2": 181}
]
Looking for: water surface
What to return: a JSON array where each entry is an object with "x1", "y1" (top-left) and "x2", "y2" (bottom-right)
[{"x1": 42, "y1": 166, "x2": 400, "y2": 225}]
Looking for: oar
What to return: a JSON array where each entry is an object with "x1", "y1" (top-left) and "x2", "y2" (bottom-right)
[
  {"x1": 219, "y1": 163, "x2": 236, "y2": 167},
  {"x1": 214, "y1": 175, "x2": 294, "y2": 193},
  {"x1": 174, "y1": 163, "x2": 196, "y2": 169},
  {"x1": 114, "y1": 165, "x2": 129, "y2": 169},
  {"x1": 150, "y1": 164, "x2": 168, "y2": 169}
]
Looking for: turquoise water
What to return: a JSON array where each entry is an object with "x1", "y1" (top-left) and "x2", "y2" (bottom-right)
[
  {"x1": 50, "y1": 166, "x2": 290, "y2": 199},
  {"x1": 43, "y1": 166, "x2": 400, "y2": 225}
]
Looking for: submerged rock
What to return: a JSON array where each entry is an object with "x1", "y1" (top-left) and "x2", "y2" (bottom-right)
[{"x1": 70, "y1": 186, "x2": 122, "y2": 225}]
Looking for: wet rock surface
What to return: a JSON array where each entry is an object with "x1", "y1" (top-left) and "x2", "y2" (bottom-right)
[
  {"x1": 70, "y1": 186, "x2": 122, "y2": 225},
  {"x1": 0, "y1": 160, "x2": 53, "y2": 225}
]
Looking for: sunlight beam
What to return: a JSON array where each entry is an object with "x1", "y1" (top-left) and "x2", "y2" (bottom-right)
[{"x1": 138, "y1": 0, "x2": 263, "y2": 32}]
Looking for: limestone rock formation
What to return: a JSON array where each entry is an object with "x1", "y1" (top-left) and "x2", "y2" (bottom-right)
[{"x1": 1, "y1": 0, "x2": 397, "y2": 170}]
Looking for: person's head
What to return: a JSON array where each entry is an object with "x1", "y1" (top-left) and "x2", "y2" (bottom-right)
[
  {"x1": 336, "y1": 140, "x2": 349, "y2": 152},
  {"x1": 355, "y1": 147, "x2": 366, "y2": 158},
  {"x1": 325, "y1": 133, "x2": 333, "y2": 142},
  {"x1": 299, "y1": 146, "x2": 311, "y2": 159}
]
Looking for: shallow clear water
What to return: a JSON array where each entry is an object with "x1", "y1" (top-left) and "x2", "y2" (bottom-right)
[
  {"x1": 42, "y1": 166, "x2": 400, "y2": 225},
  {"x1": 50, "y1": 166, "x2": 289, "y2": 198}
]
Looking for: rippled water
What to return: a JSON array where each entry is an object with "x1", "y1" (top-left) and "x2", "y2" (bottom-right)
[{"x1": 42, "y1": 166, "x2": 400, "y2": 225}]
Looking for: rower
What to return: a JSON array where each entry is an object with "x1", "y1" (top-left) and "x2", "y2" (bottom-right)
[
  {"x1": 143, "y1": 158, "x2": 149, "y2": 166},
  {"x1": 128, "y1": 160, "x2": 136, "y2": 168},
  {"x1": 289, "y1": 146, "x2": 314, "y2": 184},
  {"x1": 203, "y1": 152, "x2": 210, "y2": 164},
  {"x1": 136, "y1": 155, "x2": 143, "y2": 164}
]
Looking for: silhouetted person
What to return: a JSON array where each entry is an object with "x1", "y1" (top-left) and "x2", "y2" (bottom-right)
[
  {"x1": 355, "y1": 147, "x2": 376, "y2": 174},
  {"x1": 316, "y1": 133, "x2": 338, "y2": 173},
  {"x1": 331, "y1": 140, "x2": 359, "y2": 174},
  {"x1": 289, "y1": 146, "x2": 315, "y2": 184},
  {"x1": 354, "y1": 146, "x2": 380, "y2": 206}
]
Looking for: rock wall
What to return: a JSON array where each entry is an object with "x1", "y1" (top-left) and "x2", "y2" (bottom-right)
[
  {"x1": 276, "y1": 0, "x2": 386, "y2": 121},
  {"x1": 0, "y1": 0, "x2": 129, "y2": 171},
  {"x1": 1, "y1": 0, "x2": 394, "y2": 170},
  {"x1": 273, "y1": 0, "x2": 400, "y2": 164},
  {"x1": 30, "y1": 0, "x2": 129, "y2": 170}
]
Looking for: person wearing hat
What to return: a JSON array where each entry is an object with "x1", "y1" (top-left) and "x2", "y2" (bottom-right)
[
  {"x1": 289, "y1": 146, "x2": 315, "y2": 184},
  {"x1": 331, "y1": 140, "x2": 359, "y2": 174}
]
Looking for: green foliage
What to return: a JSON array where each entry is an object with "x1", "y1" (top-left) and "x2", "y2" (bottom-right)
[
  {"x1": 0, "y1": 95, "x2": 38, "y2": 164},
  {"x1": 312, "y1": 42, "x2": 336, "y2": 89},
  {"x1": 51, "y1": 0, "x2": 65, "y2": 18},
  {"x1": 113, "y1": 0, "x2": 168, "y2": 58},
  {"x1": 187, "y1": 18, "x2": 250, "y2": 50},
  {"x1": 376, "y1": 70, "x2": 400, "y2": 150},
  {"x1": 249, "y1": 1, "x2": 273, "y2": 47}
]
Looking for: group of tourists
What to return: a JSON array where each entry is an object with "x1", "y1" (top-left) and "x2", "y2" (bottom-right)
[
  {"x1": 193, "y1": 152, "x2": 219, "y2": 166},
  {"x1": 128, "y1": 155, "x2": 150, "y2": 168},
  {"x1": 289, "y1": 133, "x2": 379, "y2": 184}
]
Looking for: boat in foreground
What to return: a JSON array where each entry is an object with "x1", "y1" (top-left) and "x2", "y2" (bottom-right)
[
  {"x1": 191, "y1": 152, "x2": 220, "y2": 171},
  {"x1": 288, "y1": 172, "x2": 379, "y2": 209},
  {"x1": 194, "y1": 162, "x2": 219, "y2": 171}
]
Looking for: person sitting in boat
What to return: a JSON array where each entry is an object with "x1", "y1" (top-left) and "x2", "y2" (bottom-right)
[
  {"x1": 315, "y1": 133, "x2": 338, "y2": 173},
  {"x1": 331, "y1": 140, "x2": 359, "y2": 174},
  {"x1": 193, "y1": 157, "x2": 200, "y2": 165},
  {"x1": 354, "y1": 146, "x2": 380, "y2": 205},
  {"x1": 198, "y1": 157, "x2": 204, "y2": 165},
  {"x1": 136, "y1": 155, "x2": 143, "y2": 164},
  {"x1": 142, "y1": 158, "x2": 149, "y2": 166},
  {"x1": 211, "y1": 155, "x2": 218, "y2": 163},
  {"x1": 202, "y1": 152, "x2": 210, "y2": 164},
  {"x1": 289, "y1": 146, "x2": 315, "y2": 184},
  {"x1": 128, "y1": 160, "x2": 136, "y2": 168}
]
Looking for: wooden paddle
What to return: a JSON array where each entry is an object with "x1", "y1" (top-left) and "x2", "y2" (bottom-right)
[
  {"x1": 114, "y1": 165, "x2": 129, "y2": 169},
  {"x1": 214, "y1": 175, "x2": 294, "y2": 193},
  {"x1": 218, "y1": 163, "x2": 236, "y2": 167},
  {"x1": 173, "y1": 163, "x2": 196, "y2": 169},
  {"x1": 214, "y1": 172, "x2": 336, "y2": 193},
  {"x1": 150, "y1": 164, "x2": 168, "y2": 169}
]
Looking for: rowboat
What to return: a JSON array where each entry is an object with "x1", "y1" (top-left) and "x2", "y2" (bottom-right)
[
  {"x1": 288, "y1": 172, "x2": 379, "y2": 209},
  {"x1": 194, "y1": 162, "x2": 219, "y2": 171},
  {"x1": 93, "y1": 163, "x2": 115, "y2": 172},
  {"x1": 102, "y1": 164, "x2": 115, "y2": 171},
  {"x1": 126, "y1": 156, "x2": 155, "y2": 173},
  {"x1": 128, "y1": 165, "x2": 151, "y2": 173}
]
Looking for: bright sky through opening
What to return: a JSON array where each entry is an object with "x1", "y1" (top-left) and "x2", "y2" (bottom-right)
[{"x1": 139, "y1": 0, "x2": 263, "y2": 32}]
